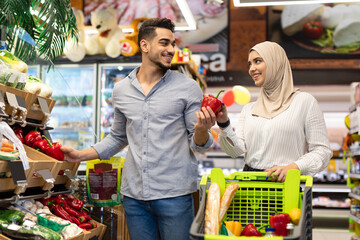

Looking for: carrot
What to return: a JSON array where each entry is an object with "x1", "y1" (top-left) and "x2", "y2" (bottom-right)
[
  {"x1": 1, "y1": 147, "x2": 14, "y2": 152},
  {"x1": 1, "y1": 140, "x2": 14, "y2": 149}
]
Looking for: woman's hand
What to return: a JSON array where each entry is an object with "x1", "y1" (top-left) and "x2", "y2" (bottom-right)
[
  {"x1": 216, "y1": 104, "x2": 229, "y2": 126},
  {"x1": 264, "y1": 163, "x2": 299, "y2": 182}
]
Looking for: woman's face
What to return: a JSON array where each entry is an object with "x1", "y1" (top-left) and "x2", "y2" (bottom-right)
[{"x1": 248, "y1": 50, "x2": 266, "y2": 87}]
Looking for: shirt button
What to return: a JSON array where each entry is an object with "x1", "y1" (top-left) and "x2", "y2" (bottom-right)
[
  {"x1": 143, "y1": 134, "x2": 146, "y2": 137},
  {"x1": 143, "y1": 152, "x2": 146, "y2": 155},
  {"x1": 143, "y1": 169, "x2": 146, "y2": 173},
  {"x1": 144, "y1": 116, "x2": 147, "y2": 120}
]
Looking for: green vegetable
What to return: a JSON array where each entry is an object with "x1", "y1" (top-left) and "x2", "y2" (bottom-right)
[
  {"x1": 0, "y1": 219, "x2": 8, "y2": 229},
  {"x1": 0, "y1": 50, "x2": 28, "y2": 73},
  {"x1": 0, "y1": 209, "x2": 24, "y2": 224},
  {"x1": 18, "y1": 224, "x2": 61, "y2": 240}
]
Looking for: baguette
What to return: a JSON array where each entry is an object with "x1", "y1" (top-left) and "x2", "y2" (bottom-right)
[
  {"x1": 219, "y1": 183, "x2": 239, "y2": 221},
  {"x1": 204, "y1": 183, "x2": 221, "y2": 235}
]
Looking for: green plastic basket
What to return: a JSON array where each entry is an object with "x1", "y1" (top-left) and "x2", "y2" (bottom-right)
[{"x1": 190, "y1": 169, "x2": 313, "y2": 240}]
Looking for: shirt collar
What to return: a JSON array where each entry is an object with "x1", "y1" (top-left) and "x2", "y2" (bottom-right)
[{"x1": 128, "y1": 66, "x2": 171, "y2": 82}]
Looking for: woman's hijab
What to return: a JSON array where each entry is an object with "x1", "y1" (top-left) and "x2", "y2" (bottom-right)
[{"x1": 251, "y1": 41, "x2": 300, "y2": 119}]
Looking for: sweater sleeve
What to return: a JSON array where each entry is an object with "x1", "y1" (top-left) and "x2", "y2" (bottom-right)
[
  {"x1": 295, "y1": 98, "x2": 332, "y2": 176},
  {"x1": 218, "y1": 106, "x2": 247, "y2": 158}
]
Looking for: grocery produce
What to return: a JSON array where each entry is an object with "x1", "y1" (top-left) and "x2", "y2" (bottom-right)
[
  {"x1": 32, "y1": 137, "x2": 50, "y2": 152},
  {"x1": 240, "y1": 223, "x2": 263, "y2": 236},
  {"x1": 269, "y1": 212, "x2": 291, "y2": 236},
  {"x1": 63, "y1": 195, "x2": 84, "y2": 210},
  {"x1": 13, "y1": 126, "x2": 24, "y2": 143},
  {"x1": 302, "y1": 20, "x2": 324, "y2": 40},
  {"x1": 78, "y1": 221, "x2": 97, "y2": 230},
  {"x1": 201, "y1": 90, "x2": 224, "y2": 115},
  {"x1": 289, "y1": 208, "x2": 301, "y2": 225},
  {"x1": 224, "y1": 221, "x2": 242, "y2": 236},
  {"x1": 0, "y1": 209, "x2": 24, "y2": 224},
  {"x1": 0, "y1": 50, "x2": 28, "y2": 73},
  {"x1": 44, "y1": 138, "x2": 64, "y2": 161},
  {"x1": 24, "y1": 130, "x2": 42, "y2": 147}
]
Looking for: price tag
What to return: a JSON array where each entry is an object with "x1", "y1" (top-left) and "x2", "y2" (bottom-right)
[
  {"x1": 16, "y1": 95, "x2": 26, "y2": 109},
  {"x1": 64, "y1": 169, "x2": 75, "y2": 181},
  {"x1": 0, "y1": 91, "x2": 5, "y2": 113},
  {"x1": 38, "y1": 97, "x2": 50, "y2": 114},
  {"x1": 6, "y1": 92, "x2": 19, "y2": 108},
  {"x1": 7, "y1": 75, "x2": 17, "y2": 84},
  {"x1": 36, "y1": 169, "x2": 55, "y2": 183},
  {"x1": 8, "y1": 160, "x2": 27, "y2": 187}
]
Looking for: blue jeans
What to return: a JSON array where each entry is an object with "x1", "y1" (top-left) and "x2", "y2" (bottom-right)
[{"x1": 123, "y1": 194, "x2": 194, "y2": 240}]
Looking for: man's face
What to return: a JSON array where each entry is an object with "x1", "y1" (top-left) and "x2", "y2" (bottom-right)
[{"x1": 147, "y1": 28, "x2": 176, "y2": 70}]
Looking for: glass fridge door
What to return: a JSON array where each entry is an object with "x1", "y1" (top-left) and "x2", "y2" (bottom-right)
[
  {"x1": 42, "y1": 64, "x2": 97, "y2": 150},
  {"x1": 97, "y1": 63, "x2": 140, "y2": 141}
]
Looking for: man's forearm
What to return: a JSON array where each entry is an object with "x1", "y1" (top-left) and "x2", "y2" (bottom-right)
[
  {"x1": 80, "y1": 147, "x2": 100, "y2": 161},
  {"x1": 193, "y1": 128, "x2": 209, "y2": 146}
]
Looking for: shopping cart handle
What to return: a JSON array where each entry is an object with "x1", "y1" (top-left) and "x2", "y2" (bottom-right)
[
  {"x1": 230, "y1": 171, "x2": 268, "y2": 181},
  {"x1": 300, "y1": 175, "x2": 313, "y2": 187}
]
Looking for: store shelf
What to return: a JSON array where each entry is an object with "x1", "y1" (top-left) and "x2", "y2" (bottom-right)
[
  {"x1": 313, "y1": 184, "x2": 350, "y2": 193},
  {"x1": 349, "y1": 173, "x2": 360, "y2": 179},
  {"x1": 349, "y1": 192, "x2": 360, "y2": 201},
  {"x1": 349, "y1": 214, "x2": 360, "y2": 224}
]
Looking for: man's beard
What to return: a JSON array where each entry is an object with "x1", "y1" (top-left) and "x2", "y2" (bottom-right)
[{"x1": 149, "y1": 53, "x2": 172, "y2": 71}]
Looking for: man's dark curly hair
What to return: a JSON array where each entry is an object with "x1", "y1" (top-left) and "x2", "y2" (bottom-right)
[{"x1": 137, "y1": 18, "x2": 175, "y2": 48}]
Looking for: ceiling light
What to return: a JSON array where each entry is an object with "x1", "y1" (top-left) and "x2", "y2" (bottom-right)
[{"x1": 233, "y1": 0, "x2": 360, "y2": 7}]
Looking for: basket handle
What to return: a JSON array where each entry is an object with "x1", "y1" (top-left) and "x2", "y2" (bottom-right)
[
  {"x1": 300, "y1": 175, "x2": 313, "y2": 187},
  {"x1": 229, "y1": 171, "x2": 268, "y2": 181}
]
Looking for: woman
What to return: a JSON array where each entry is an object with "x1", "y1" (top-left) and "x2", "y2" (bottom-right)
[{"x1": 216, "y1": 41, "x2": 332, "y2": 182}]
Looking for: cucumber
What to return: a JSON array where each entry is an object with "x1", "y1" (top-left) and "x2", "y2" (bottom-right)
[{"x1": 18, "y1": 224, "x2": 61, "y2": 240}]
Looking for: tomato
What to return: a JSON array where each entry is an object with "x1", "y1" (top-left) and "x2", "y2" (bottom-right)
[{"x1": 302, "y1": 20, "x2": 324, "y2": 40}]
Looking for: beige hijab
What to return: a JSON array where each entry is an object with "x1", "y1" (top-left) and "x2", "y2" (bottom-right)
[{"x1": 251, "y1": 41, "x2": 300, "y2": 119}]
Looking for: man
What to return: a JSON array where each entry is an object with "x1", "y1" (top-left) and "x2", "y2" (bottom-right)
[{"x1": 61, "y1": 18, "x2": 216, "y2": 240}]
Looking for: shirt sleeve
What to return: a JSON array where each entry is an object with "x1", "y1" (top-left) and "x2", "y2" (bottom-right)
[
  {"x1": 185, "y1": 81, "x2": 213, "y2": 154},
  {"x1": 218, "y1": 105, "x2": 247, "y2": 158},
  {"x1": 92, "y1": 88, "x2": 128, "y2": 160},
  {"x1": 295, "y1": 98, "x2": 332, "y2": 176}
]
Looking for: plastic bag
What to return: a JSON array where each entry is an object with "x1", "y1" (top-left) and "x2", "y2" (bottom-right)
[
  {"x1": 86, "y1": 156, "x2": 124, "y2": 206},
  {"x1": 0, "y1": 122, "x2": 29, "y2": 169}
]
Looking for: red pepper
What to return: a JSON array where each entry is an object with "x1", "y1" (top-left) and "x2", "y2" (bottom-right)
[
  {"x1": 63, "y1": 195, "x2": 84, "y2": 210},
  {"x1": 79, "y1": 208, "x2": 92, "y2": 221},
  {"x1": 79, "y1": 222, "x2": 97, "y2": 230},
  {"x1": 41, "y1": 197, "x2": 67, "y2": 207},
  {"x1": 79, "y1": 215, "x2": 87, "y2": 224},
  {"x1": 13, "y1": 126, "x2": 24, "y2": 143},
  {"x1": 63, "y1": 205, "x2": 84, "y2": 218},
  {"x1": 24, "y1": 130, "x2": 42, "y2": 147},
  {"x1": 201, "y1": 90, "x2": 224, "y2": 115},
  {"x1": 70, "y1": 215, "x2": 80, "y2": 225},
  {"x1": 32, "y1": 137, "x2": 49, "y2": 152},
  {"x1": 43, "y1": 136, "x2": 64, "y2": 161},
  {"x1": 52, "y1": 204, "x2": 73, "y2": 223},
  {"x1": 240, "y1": 223, "x2": 263, "y2": 236},
  {"x1": 269, "y1": 212, "x2": 291, "y2": 236}
]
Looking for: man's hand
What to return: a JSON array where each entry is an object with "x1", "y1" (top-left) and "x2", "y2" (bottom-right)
[
  {"x1": 193, "y1": 106, "x2": 216, "y2": 146},
  {"x1": 264, "y1": 163, "x2": 299, "y2": 182},
  {"x1": 61, "y1": 146, "x2": 99, "y2": 163}
]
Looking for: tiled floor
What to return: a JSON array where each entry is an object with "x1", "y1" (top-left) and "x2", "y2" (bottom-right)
[{"x1": 313, "y1": 228, "x2": 354, "y2": 240}]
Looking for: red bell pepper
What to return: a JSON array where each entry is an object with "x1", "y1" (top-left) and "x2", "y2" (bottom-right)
[
  {"x1": 201, "y1": 90, "x2": 224, "y2": 115},
  {"x1": 13, "y1": 126, "x2": 24, "y2": 143},
  {"x1": 32, "y1": 137, "x2": 50, "y2": 152},
  {"x1": 52, "y1": 204, "x2": 73, "y2": 223},
  {"x1": 24, "y1": 129, "x2": 42, "y2": 147},
  {"x1": 240, "y1": 223, "x2": 263, "y2": 236},
  {"x1": 63, "y1": 195, "x2": 84, "y2": 210},
  {"x1": 43, "y1": 136, "x2": 64, "y2": 161},
  {"x1": 269, "y1": 212, "x2": 291, "y2": 236},
  {"x1": 79, "y1": 222, "x2": 97, "y2": 230}
]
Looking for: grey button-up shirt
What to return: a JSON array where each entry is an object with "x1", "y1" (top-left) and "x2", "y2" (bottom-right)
[{"x1": 92, "y1": 67, "x2": 213, "y2": 200}]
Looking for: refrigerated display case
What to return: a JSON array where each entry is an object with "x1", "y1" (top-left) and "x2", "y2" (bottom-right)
[
  {"x1": 97, "y1": 63, "x2": 141, "y2": 140},
  {"x1": 42, "y1": 64, "x2": 97, "y2": 150}
]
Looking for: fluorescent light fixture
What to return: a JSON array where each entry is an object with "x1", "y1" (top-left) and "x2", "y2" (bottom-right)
[{"x1": 233, "y1": 0, "x2": 360, "y2": 7}]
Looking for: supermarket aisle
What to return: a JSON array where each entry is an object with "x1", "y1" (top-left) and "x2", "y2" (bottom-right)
[{"x1": 313, "y1": 228, "x2": 353, "y2": 240}]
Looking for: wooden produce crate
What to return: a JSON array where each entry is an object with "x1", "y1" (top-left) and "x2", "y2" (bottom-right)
[
  {"x1": 0, "y1": 234, "x2": 11, "y2": 240},
  {"x1": 24, "y1": 145, "x2": 59, "y2": 189},
  {"x1": 0, "y1": 83, "x2": 56, "y2": 124},
  {"x1": 26, "y1": 94, "x2": 56, "y2": 123},
  {"x1": 24, "y1": 144, "x2": 80, "y2": 188},
  {"x1": 83, "y1": 220, "x2": 106, "y2": 240},
  {"x1": 0, "y1": 232, "x2": 87, "y2": 240},
  {"x1": 0, "y1": 159, "x2": 34, "y2": 193}
]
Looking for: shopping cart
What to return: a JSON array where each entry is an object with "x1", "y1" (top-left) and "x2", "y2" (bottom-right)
[{"x1": 190, "y1": 168, "x2": 313, "y2": 240}]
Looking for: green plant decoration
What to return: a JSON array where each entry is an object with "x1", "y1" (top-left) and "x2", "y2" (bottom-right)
[{"x1": 0, "y1": 0, "x2": 78, "y2": 65}]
